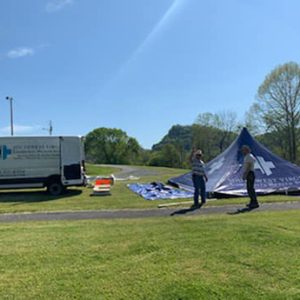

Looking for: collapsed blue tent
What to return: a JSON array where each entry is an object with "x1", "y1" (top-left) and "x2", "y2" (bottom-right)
[
  {"x1": 127, "y1": 182, "x2": 193, "y2": 200},
  {"x1": 169, "y1": 128, "x2": 300, "y2": 197}
]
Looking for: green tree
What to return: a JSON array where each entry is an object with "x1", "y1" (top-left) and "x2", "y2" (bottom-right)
[
  {"x1": 152, "y1": 125, "x2": 193, "y2": 152},
  {"x1": 151, "y1": 125, "x2": 193, "y2": 168},
  {"x1": 195, "y1": 111, "x2": 239, "y2": 152},
  {"x1": 149, "y1": 144, "x2": 181, "y2": 168},
  {"x1": 244, "y1": 103, "x2": 265, "y2": 136},
  {"x1": 191, "y1": 124, "x2": 220, "y2": 161},
  {"x1": 256, "y1": 131, "x2": 289, "y2": 160},
  {"x1": 256, "y1": 62, "x2": 300, "y2": 162},
  {"x1": 85, "y1": 127, "x2": 142, "y2": 164}
]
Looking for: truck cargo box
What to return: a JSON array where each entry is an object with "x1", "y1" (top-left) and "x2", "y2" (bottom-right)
[{"x1": 0, "y1": 136, "x2": 85, "y2": 195}]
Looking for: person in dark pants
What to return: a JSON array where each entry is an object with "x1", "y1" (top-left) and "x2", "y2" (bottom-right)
[
  {"x1": 241, "y1": 145, "x2": 259, "y2": 209},
  {"x1": 190, "y1": 149, "x2": 208, "y2": 208}
]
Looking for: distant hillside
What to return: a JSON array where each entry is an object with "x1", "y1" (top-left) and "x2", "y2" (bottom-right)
[
  {"x1": 150, "y1": 124, "x2": 238, "y2": 168},
  {"x1": 152, "y1": 125, "x2": 193, "y2": 151}
]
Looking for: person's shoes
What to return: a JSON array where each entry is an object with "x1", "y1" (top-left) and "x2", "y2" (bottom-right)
[
  {"x1": 248, "y1": 203, "x2": 260, "y2": 209},
  {"x1": 190, "y1": 204, "x2": 201, "y2": 209}
]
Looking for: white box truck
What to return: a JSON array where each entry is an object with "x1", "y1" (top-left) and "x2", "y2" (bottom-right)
[{"x1": 0, "y1": 136, "x2": 86, "y2": 195}]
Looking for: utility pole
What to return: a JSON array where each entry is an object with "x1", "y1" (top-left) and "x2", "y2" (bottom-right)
[
  {"x1": 43, "y1": 120, "x2": 53, "y2": 136},
  {"x1": 49, "y1": 120, "x2": 53, "y2": 136},
  {"x1": 6, "y1": 96, "x2": 14, "y2": 136}
]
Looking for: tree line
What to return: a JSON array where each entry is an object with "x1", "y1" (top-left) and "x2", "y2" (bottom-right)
[{"x1": 85, "y1": 61, "x2": 300, "y2": 167}]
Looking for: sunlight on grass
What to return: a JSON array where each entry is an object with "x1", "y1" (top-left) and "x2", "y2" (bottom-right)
[
  {"x1": 0, "y1": 165, "x2": 299, "y2": 213},
  {"x1": 0, "y1": 211, "x2": 299, "y2": 299},
  {"x1": 85, "y1": 163, "x2": 121, "y2": 176}
]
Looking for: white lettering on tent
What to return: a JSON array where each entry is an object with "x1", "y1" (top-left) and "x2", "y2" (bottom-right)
[
  {"x1": 208, "y1": 157, "x2": 225, "y2": 174},
  {"x1": 255, "y1": 156, "x2": 275, "y2": 176}
]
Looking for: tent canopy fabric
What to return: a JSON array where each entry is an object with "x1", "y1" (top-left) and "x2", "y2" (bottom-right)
[
  {"x1": 169, "y1": 128, "x2": 300, "y2": 197},
  {"x1": 127, "y1": 182, "x2": 193, "y2": 200}
]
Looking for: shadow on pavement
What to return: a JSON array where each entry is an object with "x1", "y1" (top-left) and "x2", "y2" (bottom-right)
[
  {"x1": 227, "y1": 207, "x2": 257, "y2": 215},
  {"x1": 170, "y1": 205, "x2": 202, "y2": 216}
]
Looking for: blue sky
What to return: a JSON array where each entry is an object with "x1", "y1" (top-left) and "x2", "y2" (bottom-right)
[{"x1": 1, "y1": 0, "x2": 300, "y2": 148}]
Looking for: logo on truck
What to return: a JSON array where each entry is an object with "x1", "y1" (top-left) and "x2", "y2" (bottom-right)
[{"x1": 0, "y1": 145, "x2": 12, "y2": 160}]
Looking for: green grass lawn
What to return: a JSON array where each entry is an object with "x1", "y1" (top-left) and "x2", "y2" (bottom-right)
[
  {"x1": 0, "y1": 165, "x2": 299, "y2": 299},
  {"x1": 85, "y1": 163, "x2": 120, "y2": 176},
  {"x1": 0, "y1": 211, "x2": 299, "y2": 299},
  {"x1": 0, "y1": 164, "x2": 299, "y2": 213}
]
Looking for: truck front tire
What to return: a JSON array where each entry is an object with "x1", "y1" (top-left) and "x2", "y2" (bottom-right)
[{"x1": 47, "y1": 181, "x2": 65, "y2": 196}]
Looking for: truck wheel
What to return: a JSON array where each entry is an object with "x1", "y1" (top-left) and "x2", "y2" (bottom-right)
[{"x1": 47, "y1": 182, "x2": 65, "y2": 196}]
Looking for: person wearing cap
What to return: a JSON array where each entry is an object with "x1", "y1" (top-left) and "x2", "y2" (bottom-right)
[
  {"x1": 241, "y1": 145, "x2": 259, "y2": 209},
  {"x1": 190, "y1": 148, "x2": 208, "y2": 208}
]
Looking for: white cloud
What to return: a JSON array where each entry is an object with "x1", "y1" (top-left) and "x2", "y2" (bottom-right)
[
  {"x1": 46, "y1": 0, "x2": 73, "y2": 13},
  {"x1": 0, "y1": 125, "x2": 42, "y2": 135},
  {"x1": 7, "y1": 47, "x2": 35, "y2": 59}
]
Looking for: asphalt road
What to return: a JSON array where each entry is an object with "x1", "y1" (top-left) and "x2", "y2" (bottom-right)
[
  {"x1": 102, "y1": 164, "x2": 163, "y2": 179},
  {"x1": 1, "y1": 202, "x2": 299, "y2": 223},
  {"x1": 1, "y1": 165, "x2": 299, "y2": 223}
]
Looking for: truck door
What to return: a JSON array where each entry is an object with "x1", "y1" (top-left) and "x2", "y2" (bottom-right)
[{"x1": 60, "y1": 137, "x2": 83, "y2": 186}]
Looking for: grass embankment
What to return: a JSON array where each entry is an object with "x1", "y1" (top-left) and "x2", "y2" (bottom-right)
[
  {"x1": 0, "y1": 164, "x2": 299, "y2": 213},
  {"x1": 85, "y1": 163, "x2": 120, "y2": 176},
  {"x1": 0, "y1": 211, "x2": 299, "y2": 299}
]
